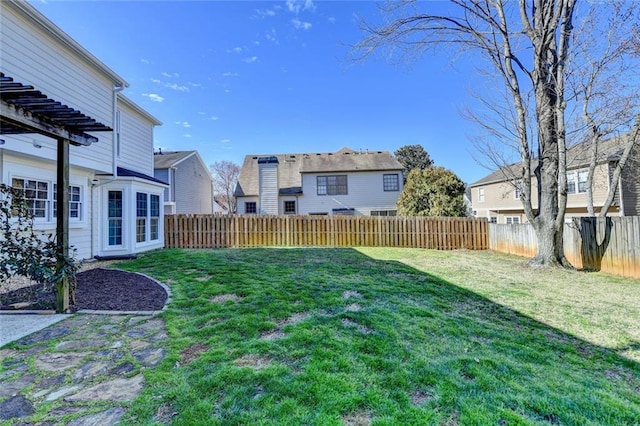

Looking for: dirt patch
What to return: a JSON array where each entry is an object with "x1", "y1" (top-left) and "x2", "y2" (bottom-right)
[
  {"x1": 180, "y1": 344, "x2": 209, "y2": 365},
  {"x1": 195, "y1": 276, "x2": 212, "y2": 282},
  {"x1": 341, "y1": 318, "x2": 373, "y2": 335},
  {"x1": 342, "y1": 291, "x2": 362, "y2": 300},
  {"x1": 153, "y1": 403, "x2": 177, "y2": 424},
  {"x1": 278, "y1": 312, "x2": 311, "y2": 327},
  {"x1": 259, "y1": 331, "x2": 286, "y2": 341},
  {"x1": 210, "y1": 294, "x2": 243, "y2": 303},
  {"x1": 345, "y1": 303, "x2": 362, "y2": 312},
  {"x1": 342, "y1": 411, "x2": 372, "y2": 426},
  {"x1": 233, "y1": 355, "x2": 271, "y2": 370},
  {"x1": 410, "y1": 389, "x2": 434, "y2": 405}
]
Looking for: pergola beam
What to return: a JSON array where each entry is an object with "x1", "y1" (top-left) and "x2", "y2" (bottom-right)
[{"x1": 1, "y1": 101, "x2": 98, "y2": 146}]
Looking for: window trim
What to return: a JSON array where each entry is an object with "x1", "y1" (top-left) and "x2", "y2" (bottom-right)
[{"x1": 505, "y1": 216, "x2": 521, "y2": 224}]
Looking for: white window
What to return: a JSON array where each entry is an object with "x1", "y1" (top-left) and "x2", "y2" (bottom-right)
[
  {"x1": 12, "y1": 178, "x2": 82, "y2": 221},
  {"x1": 108, "y1": 191, "x2": 123, "y2": 246},
  {"x1": 478, "y1": 187, "x2": 485, "y2": 202},
  {"x1": 136, "y1": 192, "x2": 161, "y2": 243},
  {"x1": 53, "y1": 184, "x2": 82, "y2": 220},
  {"x1": 136, "y1": 192, "x2": 147, "y2": 243},
  {"x1": 150, "y1": 194, "x2": 160, "y2": 241},
  {"x1": 489, "y1": 217, "x2": 497, "y2": 224},
  {"x1": 514, "y1": 181, "x2": 522, "y2": 199},
  {"x1": 567, "y1": 169, "x2": 589, "y2": 194},
  {"x1": 12, "y1": 178, "x2": 49, "y2": 219},
  {"x1": 506, "y1": 216, "x2": 520, "y2": 224}
]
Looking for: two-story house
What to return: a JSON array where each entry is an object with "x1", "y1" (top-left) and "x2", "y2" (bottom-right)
[
  {"x1": 153, "y1": 150, "x2": 214, "y2": 215},
  {"x1": 470, "y1": 136, "x2": 640, "y2": 223},
  {"x1": 234, "y1": 147, "x2": 403, "y2": 216},
  {"x1": 0, "y1": 0, "x2": 166, "y2": 259}
]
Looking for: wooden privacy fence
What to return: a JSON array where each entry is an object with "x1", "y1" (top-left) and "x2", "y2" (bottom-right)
[
  {"x1": 165, "y1": 214, "x2": 489, "y2": 250},
  {"x1": 489, "y1": 216, "x2": 640, "y2": 278}
]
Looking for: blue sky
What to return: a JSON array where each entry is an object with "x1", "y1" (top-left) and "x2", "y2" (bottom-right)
[{"x1": 32, "y1": 0, "x2": 489, "y2": 183}]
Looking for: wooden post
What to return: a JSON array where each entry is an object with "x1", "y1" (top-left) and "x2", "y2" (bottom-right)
[{"x1": 56, "y1": 137, "x2": 70, "y2": 313}]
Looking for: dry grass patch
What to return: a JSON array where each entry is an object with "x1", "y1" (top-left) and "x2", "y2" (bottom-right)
[
  {"x1": 233, "y1": 354, "x2": 272, "y2": 370},
  {"x1": 153, "y1": 403, "x2": 177, "y2": 424},
  {"x1": 342, "y1": 411, "x2": 373, "y2": 426},
  {"x1": 210, "y1": 294, "x2": 243, "y2": 303},
  {"x1": 259, "y1": 330, "x2": 285, "y2": 341},
  {"x1": 278, "y1": 312, "x2": 311, "y2": 327},
  {"x1": 345, "y1": 303, "x2": 362, "y2": 312},
  {"x1": 342, "y1": 290, "x2": 362, "y2": 299},
  {"x1": 195, "y1": 275, "x2": 212, "y2": 282},
  {"x1": 341, "y1": 318, "x2": 373, "y2": 335}
]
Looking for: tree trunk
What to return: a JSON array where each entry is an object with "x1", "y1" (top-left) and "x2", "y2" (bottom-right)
[{"x1": 531, "y1": 218, "x2": 569, "y2": 266}]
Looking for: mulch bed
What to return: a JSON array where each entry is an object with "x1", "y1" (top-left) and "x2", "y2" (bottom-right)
[{"x1": 0, "y1": 268, "x2": 168, "y2": 312}]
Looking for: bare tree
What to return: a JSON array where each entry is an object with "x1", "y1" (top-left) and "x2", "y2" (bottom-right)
[
  {"x1": 210, "y1": 160, "x2": 240, "y2": 214},
  {"x1": 353, "y1": 0, "x2": 639, "y2": 267},
  {"x1": 568, "y1": 4, "x2": 640, "y2": 217}
]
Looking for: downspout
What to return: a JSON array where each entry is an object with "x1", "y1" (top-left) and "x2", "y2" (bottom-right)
[{"x1": 89, "y1": 85, "x2": 125, "y2": 258}]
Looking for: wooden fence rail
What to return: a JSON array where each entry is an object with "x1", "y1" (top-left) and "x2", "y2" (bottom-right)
[
  {"x1": 489, "y1": 216, "x2": 640, "y2": 279},
  {"x1": 165, "y1": 214, "x2": 489, "y2": 250}
]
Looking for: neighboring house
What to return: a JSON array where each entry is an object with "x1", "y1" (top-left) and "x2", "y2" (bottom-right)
[
  {"x1": 0, "y1": 0, "x2": 166, "y2": 259},
  {"x1": 213, "y1": 196, "x2": 230, "y2": 214},
  {"x1": 234, "y1": 147, "x2": 403, "y2": 216},
  {"x1": 153, "y1": 150, "x2": 214, "y2": 214},
  {"x1": 470, "y1": 137, "x2": 640, "y2": 224}
]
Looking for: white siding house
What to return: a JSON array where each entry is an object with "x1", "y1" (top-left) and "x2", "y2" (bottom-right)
[
  {"x1": 153, "y1": 150, "x2": 214, "y2": 214},
  {"x1": 0, "y1": 0, "x2": 165, "y2": 259},
  {"x1": 235, "y1": 148, "x2": 403, "y2": 216}
]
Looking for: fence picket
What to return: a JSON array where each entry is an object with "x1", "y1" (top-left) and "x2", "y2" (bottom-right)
[{"x1": 165, "y1": 214, "x2": 488, "y2": 251}]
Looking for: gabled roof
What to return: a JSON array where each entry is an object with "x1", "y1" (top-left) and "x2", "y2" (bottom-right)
[
  {"x1": 153, "y1": 150, "x2": 196, "y2": 169},
  {"x1": 470, "y1": 136, "x2": 631, "y2": 187},
  {"x1": 300, "y1": 148, "x2": 402, "y2": 173},
  {"x1": 234, "y1": 147, "x2": 403, "y2": 197}
]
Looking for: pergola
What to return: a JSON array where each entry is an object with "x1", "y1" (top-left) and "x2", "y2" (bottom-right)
[{"x1": 0, "y1": 72, "x2": 112, "y2": 312}]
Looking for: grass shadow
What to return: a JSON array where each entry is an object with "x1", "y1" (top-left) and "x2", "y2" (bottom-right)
[{"x1": 117, "y1": 247, "x2": 640, "y2": 425}]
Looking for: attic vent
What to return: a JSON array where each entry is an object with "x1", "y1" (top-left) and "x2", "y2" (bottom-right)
[
  {"x1": 343, "y1": 151, "x2": 350, "y2": 155},
  {"x1": 289, "y1": 155, "x2": 296, "y2": 158},
  {"x1": 252, "y1": 156, "x2": 258, "y2": 160},
  {"x1": 316, "y1": 153, "x2": 321, "y2": 156},
  {"x1": 328, "y1": 153, "x2": 333, "y2": 155},
  {"x1": 377, "y1": 151, "x2": 382, "y2": 154}
]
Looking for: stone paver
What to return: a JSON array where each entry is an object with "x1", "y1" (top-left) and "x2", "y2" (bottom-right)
[{"x1": 0, "y1": 314, "x2": 168, "y2": 424}]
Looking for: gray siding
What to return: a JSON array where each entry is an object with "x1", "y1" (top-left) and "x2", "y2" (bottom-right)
[
  {"x1": 154, "y1": 169, "x2": 170, "y2": 201},
  {"x1": 174, "y1": 155, "x2": 213, "y2": 214},
  {"x1": 621, "y1": 145, "x2": 640, "y2": 216},
  {"x1": 299, "y1": 171, "x2": 402, "y2": 216}
]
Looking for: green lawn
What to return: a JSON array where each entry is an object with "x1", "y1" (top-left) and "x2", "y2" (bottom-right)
[{"x1": 116, "y1": 248, "x2": 640, "y2": 425}]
